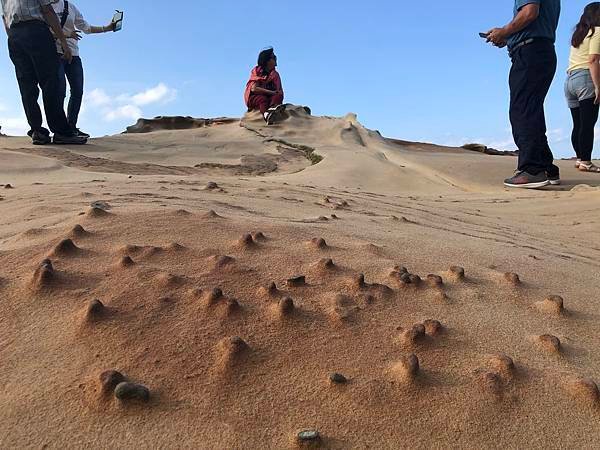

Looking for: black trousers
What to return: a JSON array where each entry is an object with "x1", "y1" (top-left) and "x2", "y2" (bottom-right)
[
  {"x1": 509, "y1": 40, "x2": 559, "y2": 177},
  {"x1": 570, "y1": 98, "x2": 599, "y2": 162},
  {"x1": 7, "y1": 21, "x2": 71, "y2": 136}
]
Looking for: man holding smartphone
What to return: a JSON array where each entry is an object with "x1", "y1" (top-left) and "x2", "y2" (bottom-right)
[
  {"x1": 485, "y1": 0, "x2": 561, "y2": 188},
  {"x1": 1, "y1": 0, "x2": 87, "y2": 144}
]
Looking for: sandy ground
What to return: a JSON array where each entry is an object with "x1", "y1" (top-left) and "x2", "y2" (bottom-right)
[{"x1": 1, "y1": 106, "x2": 599, "y2": 449}]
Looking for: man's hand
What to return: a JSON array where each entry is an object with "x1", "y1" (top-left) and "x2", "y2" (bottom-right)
[
  {"x1": 62, "y1": 47, "x2": 73, "y2": 63},
  {"x1": 486, "y1": 28, "x2": 509, "y2": 47},
  {"x1": 68, "y1": 30, "x2": 82, "y2": 40},
  {"x1": 105, "y1": 21, "x2": 116, "y2": 32},
  {"x1": 595, "y1": 88, "x2": 600, "y2": 105}
]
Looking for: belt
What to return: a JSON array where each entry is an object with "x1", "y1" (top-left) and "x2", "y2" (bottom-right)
[
  {"x1": 9, "y1": 19, "x2": 47, "y2": 29},
  {"x1": 509, "y1": 37, "x2": 553, "y2": 57}
]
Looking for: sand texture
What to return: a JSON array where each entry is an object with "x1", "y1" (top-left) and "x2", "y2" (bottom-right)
[{"x1": 1, "y1": 106, "x2": 600, "y2": 449}]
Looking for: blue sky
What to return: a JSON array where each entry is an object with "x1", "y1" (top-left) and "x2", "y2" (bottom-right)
[{"x1": 0, "y1": 0, "x2": 596, "y2": 158}]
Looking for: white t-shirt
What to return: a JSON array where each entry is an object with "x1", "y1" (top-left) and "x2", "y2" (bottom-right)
[{"x1": 53, "y1": 0, "x2": 93, "y2": 56}]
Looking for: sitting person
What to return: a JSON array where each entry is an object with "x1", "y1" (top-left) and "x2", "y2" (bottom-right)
[{"x1": 244, "y1": 47, "x2": 285, "y2": 124}]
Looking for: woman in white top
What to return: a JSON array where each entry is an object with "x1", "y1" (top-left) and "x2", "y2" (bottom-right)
[
  {"x1": 53, "y1": 0, "x2": 115, "y2": 137},
  {"x1": 565, "y1": 2, "x2": 600, "y2": 173}
]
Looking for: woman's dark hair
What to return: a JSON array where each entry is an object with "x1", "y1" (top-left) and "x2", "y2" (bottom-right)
[
  {"x1": 257, "y1": 47, "x2": 276, "y2": 72},
  {"x1": 572, "y1": 2, "x2": 600, "y2": 48}
]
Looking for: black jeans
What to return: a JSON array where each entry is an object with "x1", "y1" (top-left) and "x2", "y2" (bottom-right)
[
  {"x1": 58, "y1": 56, "x2": 84, "y2": 128},
  {"x1": 7, "y1": 21, "x2": 71, "y2": 136},
  {"x1": 509, "y1": 40, "x2": 559, "y2": 177},
  {"x1": 570, "y1": 98, "x2": 599, "y2": 162}
]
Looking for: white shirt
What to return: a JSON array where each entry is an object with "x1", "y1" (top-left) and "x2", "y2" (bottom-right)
[
  {"x1": 1, "y1": 0, "x2": 57, "y2": 28},
  {"x1": 52, "y1": 0, "x2": 93, "y2": 56}
]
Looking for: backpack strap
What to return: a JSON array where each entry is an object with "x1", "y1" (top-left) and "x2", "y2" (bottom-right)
[{"x1": 60, "y1": 1, "x2": 70, "y2": 28}]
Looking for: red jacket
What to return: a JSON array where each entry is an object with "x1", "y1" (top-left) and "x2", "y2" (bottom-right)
[{"x1": 244, "y1": 66, "x2": 284, "y2": 107}]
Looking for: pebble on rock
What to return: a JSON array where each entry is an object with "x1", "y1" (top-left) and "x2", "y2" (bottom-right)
[
  {"x1": 114, "y1": 382, "x2": 150, "y2": 402},
  {"x1": 296, "y1": 430, "x2": 322, "y2": 447},
  {"x1": 100, "y1": 370, "x2": 126, "y2": 394},
  {"x1": 287, "y1": 276, "x2": 306, "y2": 287},
  {"x1": 330, "y1": 373, "x2": 348, "y2": 384},
  {"x1": 32, "y1": 258, "x2": 55, "y2": 288}
]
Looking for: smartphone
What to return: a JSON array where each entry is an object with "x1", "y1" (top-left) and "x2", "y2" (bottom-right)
[
  {"x1": 479, "y1": 32, "x2": 489, "y2": 39},
  {"x1": 113, "y1": 10, "x2": 124, "y2": 32}
]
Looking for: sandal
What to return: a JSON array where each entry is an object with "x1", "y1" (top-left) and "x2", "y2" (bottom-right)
[
  {"x1": 575, "y1": 159, "x2": 581, "y2": 169},
  {"x1": 578, "y1": 162, "x2": 600, "y2": 173}
]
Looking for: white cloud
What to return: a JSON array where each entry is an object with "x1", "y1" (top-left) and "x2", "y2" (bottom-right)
[
  {"x1": 130, "y1": 83, "x2": 177, "y2": 106},
  {"x1": 86, "y1": 88, "x2": 111, "y2": 107},
  {"x1": 0, "y1": 114, "x2": 29, "y2": 136},
  {"x1": 81, "y1": 83, "x2": 176, "y2": 123},
  {"x1": 104, "y1": 105, "x2": 143, "y2": 122}
]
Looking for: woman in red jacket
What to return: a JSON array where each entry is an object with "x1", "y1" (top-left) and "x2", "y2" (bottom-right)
[{"x1": 244, "y1": 48, "x2": 285, "y2": 124}]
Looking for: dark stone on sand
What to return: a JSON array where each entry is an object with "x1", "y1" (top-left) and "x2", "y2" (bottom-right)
[
  {"x1": 408, "y1": 274, "x2": 422, "y2": 285},
  {"x1": 33, "y1": 259, "x2": 55, "y2": 287},
  {"x1": 87, "y1": 299, "x2": 105, "y2": 316},
  {"x1": 100, "y1": 370, "x2": 126, "y2": 394},
  {"x1": 252, "y1": 231, "x2": 266, "y2": 241},
  {"x1": 287, "y1": 276, "x2": 306, "y2": 287},
  {"x1": 206, "y1": 181, "x2": 219, "y2": 190},
  {"x1": 114, "y1": 382, "x2": 150, "y2": 402},
  {"x1": 4, "y1": 184, "x2": 13, "y2": 189},
  {"x1": 239, "y1": 234, "x2": 254, "y2": 246},
  {"x1": 297, "y1": 430, "x2": 321, "y2": 445},
  {"x1": 207, "y1": 288, "x2": 224, "y2": 305},
  {"x1": 330, "y1": 373, "x2": 348, "y2": 384},
  {"x1": 399, "y1": 272, "x2": 412, "y2": 284}
]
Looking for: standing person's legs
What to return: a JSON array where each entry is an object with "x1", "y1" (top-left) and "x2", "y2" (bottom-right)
[
  {"x1": 20, "y1": 23, "x2": 72, "y2": 136},
  {"x1": 509, "y1": 42, "x2": 557, "y2": 176},
  {"x1": 7, "y1": 28, "x2": 46, "y2": 135},
  {"x1": 64, "y1": 57, "x2": 84, "y2": 128},
  {"x1": 570, "y1": 107, "x2": 583, "y2": 160},
  {"x1": 577, "y1": 98, "x2": 600, "y2": 162},
  {"x1": 58, "y1": 58, "x2": 68, "y2": 111}
]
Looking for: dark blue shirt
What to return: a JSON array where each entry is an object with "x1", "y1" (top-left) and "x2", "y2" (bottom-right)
[{"x1": 507, "y1": 0, "x2": 561, "y2": 50}]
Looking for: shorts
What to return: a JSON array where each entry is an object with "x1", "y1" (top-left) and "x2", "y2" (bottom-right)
[{"x1": 565, "y1": 69, "x2": 596, "y2": 108}]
